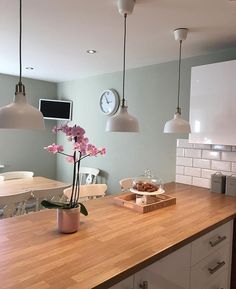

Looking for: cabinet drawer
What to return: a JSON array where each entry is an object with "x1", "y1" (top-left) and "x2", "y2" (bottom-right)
[
  {"x1": 109, "y1": 276, "x2": 134, "y2": 289},
  {"x1": 202, "y1": 269, "x2": 228, "y2": 289},
  {"x1": 191, "y1": 221, "x2": 232, "y2": 266},
  {"x1": 190, "y1": 244, "x2": 231, "y2": 289}
]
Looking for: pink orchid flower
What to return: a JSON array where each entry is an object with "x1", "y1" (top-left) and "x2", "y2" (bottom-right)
[
  {"x1": 44, "y1": 143, "x2": 64, "y2": 154},
  {"x1": 66, "y1": 156, "x2": 75, "y2": 163},
  {"x1": 46, "y1": 123, "x2": 106, "y2": 162}
]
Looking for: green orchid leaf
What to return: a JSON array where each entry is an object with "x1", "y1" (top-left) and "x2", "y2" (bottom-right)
[
  {"x1": 79, "y1": 202, "x2": 88, "y2": 216},
  {"x1": 41, "y1": 200, "x2": 70, "y2": 209},
  {"x1": 41, "y1": 200, "x2": 88, "y2": 216}
]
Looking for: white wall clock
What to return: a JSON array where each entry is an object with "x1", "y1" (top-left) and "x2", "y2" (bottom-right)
[{"x1": 99, "y1": 89, "x2": 120, "y2": 116}]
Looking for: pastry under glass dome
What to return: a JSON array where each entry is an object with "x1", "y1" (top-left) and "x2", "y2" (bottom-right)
[{"x1": 130, "y1": 172, "x2": 165, "y2": 196}]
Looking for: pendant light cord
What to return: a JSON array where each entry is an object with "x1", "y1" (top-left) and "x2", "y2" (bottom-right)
[
  {"x1": 19, "y1": 0, "x2": 22, "y2": 84},
  {"x1": 177, "y1": 39, "x2": 182, "y2": 112},
  {"x1": 122, "y1": 13, "x2": 127, "y2": 107}
]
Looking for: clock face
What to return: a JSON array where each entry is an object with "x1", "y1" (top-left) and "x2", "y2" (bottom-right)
[{"x1": 99, "y1": 89, "x2": 120, "y2": 116}]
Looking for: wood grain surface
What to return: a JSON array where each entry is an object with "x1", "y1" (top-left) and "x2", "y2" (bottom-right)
[
  {"x1": 1, "y1": 182, "x2": 236, "y2": 289},
  {"x1": 0, "y1": 176, "x2": 69, "y2": 197}
]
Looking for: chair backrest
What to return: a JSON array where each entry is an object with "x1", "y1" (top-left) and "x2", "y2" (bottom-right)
[
  {"x1": 32, "y1": 185, "x2": 70, "y2": 211},
  {"x1": 1, "y1": 171, "x2": 34, "y2": 180},
  {"x1": 63, "y1": 184, "x2": 107, "y2": 202},
  {"x1": 119, "y1": 178, "x2": 134, "y2": 191},
  {"x1": 0, "y1": 190, "x2": 32, "y2": 218},
  {"x1": 79, "y1": 167, "x2": 99, "y2": 185}
]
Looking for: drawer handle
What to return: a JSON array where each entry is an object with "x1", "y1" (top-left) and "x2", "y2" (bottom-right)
[
  {"x1": 139, "y1": 281, "x2": 148, "y2": 289},
  {"x1": 209, "y1": 235, "x2": 227, "y2": 247},
  {"x1": 208, "y1": 261, "x2": 225, "y2": 275}
]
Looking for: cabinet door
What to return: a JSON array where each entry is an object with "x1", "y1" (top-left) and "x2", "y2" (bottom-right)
[
  {"x1": 109, "y1": 276, "x2": 134, "y2": 289},
  {"x1": 134, "y1": 244, "x2": 191, "y2": 289},
  {"x1": 189, "y1": 59, "x2": 236, "y2": 145}
]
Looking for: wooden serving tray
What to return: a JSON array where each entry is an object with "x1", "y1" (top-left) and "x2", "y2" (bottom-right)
[{"x1": 114, "y1": 193, "x2": 176, "y2": 213}]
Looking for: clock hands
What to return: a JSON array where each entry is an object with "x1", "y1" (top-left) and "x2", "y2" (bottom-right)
[{"x1": 105, "y1": 95, "x2": 112, "y2": 104}]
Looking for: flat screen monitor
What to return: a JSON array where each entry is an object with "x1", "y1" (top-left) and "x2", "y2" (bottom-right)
[{"x1": 39, "y1": 99, "x2": 72, "y2": 120}]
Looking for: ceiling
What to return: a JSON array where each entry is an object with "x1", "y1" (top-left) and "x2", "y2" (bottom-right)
[{"x1": 1, "y1": 0, "x2": 236, "y2": 83}]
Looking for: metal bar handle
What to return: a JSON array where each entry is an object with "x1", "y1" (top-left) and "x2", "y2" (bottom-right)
[
  {"x1": 208, "y1": 261, "x2": 226, "y2": 275},
  {"x1": 209, "y1": 235, "x2": 227, "y2": 247},
  {"x1": 139, "y1": 281, "x2": 148, "y2": 289}
]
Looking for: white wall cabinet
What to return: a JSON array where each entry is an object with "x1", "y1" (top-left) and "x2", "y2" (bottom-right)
[
  {"x1": 109, "y1": 221, "x2": 233, "y2": 289},
  {"x1": 189, "y1": 59, "x2": 236, "y2": 145}
]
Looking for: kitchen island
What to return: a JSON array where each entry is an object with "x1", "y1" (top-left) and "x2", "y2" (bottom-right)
[{"x1": 1, "y1": 182, "x2": 236, "y2": 289}]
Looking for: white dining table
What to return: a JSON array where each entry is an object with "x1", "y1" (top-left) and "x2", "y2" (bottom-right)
[{"x1": 0, "y1": 176, "x2": 69, "y2": 197}]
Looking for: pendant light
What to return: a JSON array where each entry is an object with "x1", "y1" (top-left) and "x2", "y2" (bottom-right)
[
  {"x1": 106, "y1": 0, "x2": 139, "y2": 132},
  {"x1": 164, "y1": 28, "x2": 191, "y2": 134},
  {"x1": 0, "y1": 0, "x2": 45, "y2": 129}
]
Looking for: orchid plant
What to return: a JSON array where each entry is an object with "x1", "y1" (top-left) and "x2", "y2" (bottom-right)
[{"x1": 41, "y1": 123, "x2": 106, "y2": 216}]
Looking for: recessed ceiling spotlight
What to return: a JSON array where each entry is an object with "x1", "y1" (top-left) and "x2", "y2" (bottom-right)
[
  {"x1": 25, "y1": 66, "x2": 34, "y2": 70},
  {"x1": 86, "y1": 50, "x2": 96, "y2": 54}
]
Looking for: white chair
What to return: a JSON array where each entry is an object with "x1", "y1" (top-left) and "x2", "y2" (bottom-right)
[
  {"x1": 0, "y1": 191, "x2": 32, "y2": 219},
  {"x1": 79, "y1": 167, "x2": 99, "y2": 185},
  {"x1": 119, "y1": 178, "x2": 134, "y2": 192},
  {"x1": 0, "y1": 171, "x2": 34, "y2": 180},
  {"x1": 63, "y1": 184, "x2": 107, "y2": 202},
  {"x1": 32, "y1": 185, "x2": 70, "y2": 211}
]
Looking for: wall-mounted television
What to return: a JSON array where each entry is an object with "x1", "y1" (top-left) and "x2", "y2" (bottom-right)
[{"x1": 39, "y1": 99, "x2": 73, "y2": 121}]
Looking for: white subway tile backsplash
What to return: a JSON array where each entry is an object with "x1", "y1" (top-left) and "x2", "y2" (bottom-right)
[
  {"x1": 222, "y1": 152, "x2": 236, "y2": 162},
  {"x1": 184, "y1": 167, "x2": 201, "y2": 177},
  {"x1": 176, "y1": 157, "x2": 192, "y2": 167},
  {"x1": 176, "y1": 166, "x2": 184, "y2": 174},
  {"x1": 193, "y1": 159, "x2": 210, "y2": 169},
  {"x1": 176, "y1": 175, "x2": 192, "y2": 185},
  {"x1": 176, "y1": 148, "x2": 184, "y2": 157},
  {"x1": 212, "y1": 144, "x2": 231, "y2": 151},
  {"x1": 192, "y1": 177, "x2": 210, "y2": 189},
  {"x1": 185, "y1": 149, "x2": 201, "y2": 158},
  {"x1": 211, "y1": 160, "x2": 231, "y2": 172},
  {"x1": 202, "y1": 150, "x2": 220, "y2": 160},
  {"x1": 232, "y1": 163, "x2": 236, "y2": 173},
  {"x1": 194, "y1": 144, "x2": 211, "y2": 149},
  {"x1": 177, "y1": 139, "x2": 194, "y2": 148},
  {"x1": 201, "y1": 169, "x2": 217, "y2": 179},
  {"x1": 175, "y1": 139, "x2": 236, "y2": 189}
]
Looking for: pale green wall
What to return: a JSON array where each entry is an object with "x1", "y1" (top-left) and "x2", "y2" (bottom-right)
[
  {"x1": 0, "y1": 74, "x2": 57, "y2": 179},
  {"x1": 57, "y1": 47, "x2": 236, "y2": 194}
]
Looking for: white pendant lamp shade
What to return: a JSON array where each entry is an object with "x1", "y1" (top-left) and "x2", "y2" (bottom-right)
[
  {"x1": 106, "y1": 0, "x2": 139, "y2": 133},
  {"x1": 164, "y1": 112, "x2": 191, "y2": 133},
  {"x1": 118, "y1": 0, "x2": 135, "y2": 15},
  {"x1": 164, "y1": 28, "x2": 191, "y2": 134},
  {"x1": 106, "y1": 106, "x2": 139, "y2": 132},
  {"x1": 0, "y1": 91, "x2": 45, "y2": 129},
  {"x1": 0, "y1": 0, "x2": 45, "y2": 130}
]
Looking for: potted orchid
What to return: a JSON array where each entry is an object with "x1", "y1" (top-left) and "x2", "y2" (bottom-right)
[{"x1": 42, "y1": 123, "x2": 106, "y2": 232}]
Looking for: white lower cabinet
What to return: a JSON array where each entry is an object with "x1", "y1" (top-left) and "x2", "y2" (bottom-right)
[
  {"x1": 190, "y1": 244, "x2": 231, "y2": 289},
  {"x1": 109, "y1": 276, "x2": 134, "y2": 289},
  {"x1": 134, "y1": 244, "x2": 191, "y2": 289},
  {"x1": 202, "y1": 270, "x2": 228, "y2": 289},
  {"x1": 109, "y1": 220, "x2": 233, "y2": 289}
]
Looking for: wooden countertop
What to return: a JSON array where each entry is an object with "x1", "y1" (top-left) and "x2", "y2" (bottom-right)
[{"x1": 1, "y1": 183, "x2": 236, "y2": 289}]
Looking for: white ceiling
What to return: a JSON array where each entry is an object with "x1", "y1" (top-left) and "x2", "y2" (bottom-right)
[{"x1": 1, "y1": 0, "x2": 236, "y2": 82}]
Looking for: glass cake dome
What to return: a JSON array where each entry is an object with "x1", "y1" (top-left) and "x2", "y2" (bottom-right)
[{"x1": 131, "y1": 170, "x2": 164, "y2": 195}]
